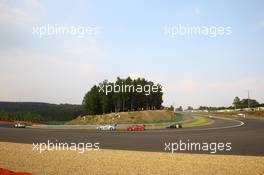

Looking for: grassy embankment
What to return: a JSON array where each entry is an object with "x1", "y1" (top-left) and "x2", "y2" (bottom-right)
[
  {"x1": 66, "y1": 110, "x2": 183, "y2": 125},
  {"x1": 65, "y1": 110, "x2": 213, "y2": 129}
]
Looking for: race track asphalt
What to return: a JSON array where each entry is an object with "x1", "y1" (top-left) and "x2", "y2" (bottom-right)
[{"x1": 0, "y1": 116, "x2": 263, "y2": 156}]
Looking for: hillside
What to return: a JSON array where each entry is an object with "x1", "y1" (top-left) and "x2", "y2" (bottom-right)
[
  {"x1": 0, "y1": 101, "x2": 84, "y2": 121},
  {"x1": 66, "y1": 110, "x2": 181, "y2": 125}
]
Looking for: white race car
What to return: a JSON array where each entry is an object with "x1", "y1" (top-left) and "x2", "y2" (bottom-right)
[
  {"x1": 13, "y1": 123, "x2": 26, "y2": 128},
  {"x1": 96, "y1": 124, "x2": 116, "y2": 131}
]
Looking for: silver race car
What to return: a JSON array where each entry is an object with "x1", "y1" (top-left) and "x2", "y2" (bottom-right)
[
  {"x1": 13, "y1": 123, "x2": 26, "y2": 128},
  {"x1": 96, "y1": 124, "x2": 116, "y2": 131}
]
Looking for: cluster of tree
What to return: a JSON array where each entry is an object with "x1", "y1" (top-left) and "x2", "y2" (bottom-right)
[
  {"x1": 173, "y1": 106, "x2": 192, "y2": 111},
  {"x1": 189, "y1": 97, "x2": 264, "y2": 111},
  {"x1": 172, "y1": 96, "x2": 264, "y2": 112},
  {"x1": 187, "y1": 106, "x2": 193, "y2": 110},
  {"x1": 176, "y1": 106, "x2": 183, "y2": 111},
  {"x1": 197, "y1": 106, "x2": 234, "y2": 111},
  {"x1": 0, "y1": 102, "x2": 84, "y2": 121},
  {"x1": 169, "y1": 105, "x2": 174, "y2": 111},
  {"x1": 233, "y1": 97, "x2": 263, "y2": 109},
  {"x1": 82, "y1": 77, "x2": 163, "y2": 115}
]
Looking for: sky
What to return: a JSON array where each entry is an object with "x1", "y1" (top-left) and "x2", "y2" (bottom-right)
[{"x1": 0, "y1": 0, "x2": 264, "y2": 108}]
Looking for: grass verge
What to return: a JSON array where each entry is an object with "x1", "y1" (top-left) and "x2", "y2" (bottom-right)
[
  {"x1": 183, "y1": 116, "x2": 214, "y2": 128},
  {"x1": 0, "y1": 142, "x2": 263, "y2": 175}
]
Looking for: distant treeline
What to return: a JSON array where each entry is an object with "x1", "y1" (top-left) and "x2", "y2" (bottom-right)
[
  {"x1": 0, "y1": 102, "x2": 84, "y2": 122},
  {"x1": 192, "y1": 97, "x2": 264, "y2": 111},
  {"x1": 82, "y1": 77, "x2": 163, "y2": 115},
  {"x1": 0, "y1": 111, "x2": 43, "y2": 121},
  {"x1": 198, "y1": 98, "x2": 264, "y2": 111}
]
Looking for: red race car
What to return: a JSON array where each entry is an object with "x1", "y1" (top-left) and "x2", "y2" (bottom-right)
[{"x1": 126, "y1": 125, "x2": 145, "y2": 131}]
